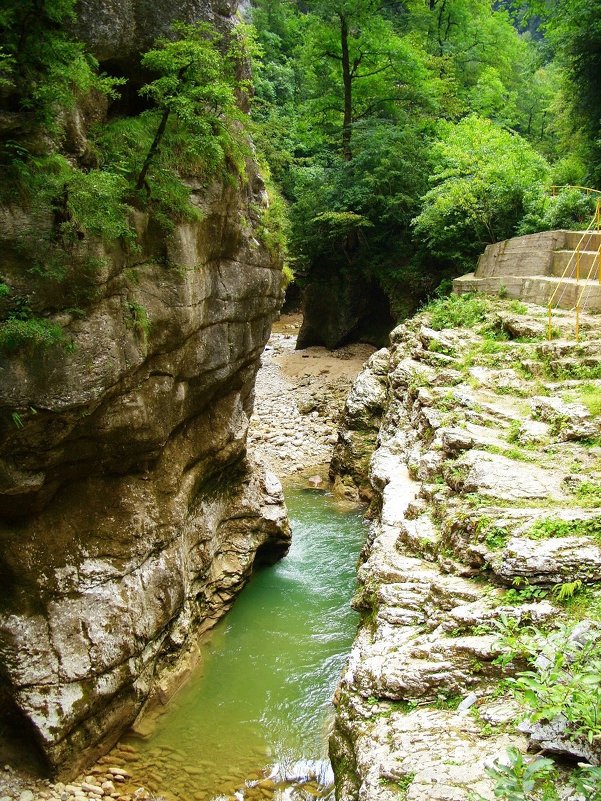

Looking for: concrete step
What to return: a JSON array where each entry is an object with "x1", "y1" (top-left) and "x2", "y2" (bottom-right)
[
  {"x1": 562, "y1": 230, "x2": 601, "y2": 250},
  {"x1": 552, "y1": 249, "x2": 601, "y2": 278},
  {"x1": 454, "y1": 273, "x2": 601, "y2": 312},
  {"x1": 454, "y1": 274, "x2": 525, "y2": 299},
  {"x1": 521, "y1": 276, "x2": 601, "y2": 310}
]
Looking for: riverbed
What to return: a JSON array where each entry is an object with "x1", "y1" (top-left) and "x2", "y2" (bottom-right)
[{"x1": 0, "y1": 319, "x2": 371, "y2": 801}]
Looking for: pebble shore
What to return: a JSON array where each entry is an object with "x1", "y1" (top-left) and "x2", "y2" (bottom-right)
[
  {"x1": 248, "y1": 318, "x2": 374, "y2": 476},
  {"x1": 0, "y1": 749, "x2": 156, "y2": 801}
]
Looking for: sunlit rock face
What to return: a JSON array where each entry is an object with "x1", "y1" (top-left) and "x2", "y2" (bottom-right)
[{"x1": 0, "y1": 0, "x2": 290, "y2": 778}]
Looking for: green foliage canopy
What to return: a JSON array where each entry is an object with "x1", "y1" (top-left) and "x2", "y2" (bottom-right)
[{"x1": 412, "y1": 116, "x2": 549, "y2": 266}]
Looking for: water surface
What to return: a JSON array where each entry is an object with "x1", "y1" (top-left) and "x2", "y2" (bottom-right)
[{"x1": 122, "y1": 486, "x2": 365, "y2": 801}]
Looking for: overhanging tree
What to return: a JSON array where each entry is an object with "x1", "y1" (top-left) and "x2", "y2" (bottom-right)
[{"x1": 135, "y1": 23, "x2": 240, "y2": 193}]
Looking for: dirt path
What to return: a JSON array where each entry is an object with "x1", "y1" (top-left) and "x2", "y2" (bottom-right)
[{"x1": 248, "y1": 314, "x2": 375, "y2": 479}]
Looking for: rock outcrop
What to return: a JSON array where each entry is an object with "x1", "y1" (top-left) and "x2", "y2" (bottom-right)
[
  {"x1": 330, "y1": 297, "x2": 601, "y2": 800},
  {"x1": 297, "y1": 270, "x2": 394, "y2": 350},
  {"x1": 0, "y1": 0, "x2": 290, "y2": 780}
]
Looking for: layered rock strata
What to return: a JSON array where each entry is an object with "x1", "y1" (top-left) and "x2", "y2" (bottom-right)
[
  {"x1": 0, "y1": 3, "x2": 290, "y2": 778},
  {"x1": 330, "y1": 299, "x2": 601, "y2": 800}
]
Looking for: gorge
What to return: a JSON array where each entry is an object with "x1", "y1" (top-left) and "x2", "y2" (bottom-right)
[
  {"x1": 0, "y1": 0, "x2": 291, "y2": 780},
  {"x1": 1, "y1": 0, "x2": 601, "y2": 799}
]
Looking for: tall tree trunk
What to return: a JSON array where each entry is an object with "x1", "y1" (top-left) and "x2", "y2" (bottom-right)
[
  {"x1": 339, "y1": 12, "x2": 353, "y2": 161},
  {"x1": 135, "y1": 63, "x2": 191, "y2": 193},
  {"x1": 135, "y1": 108, "x2": 170, "y2": 192}
]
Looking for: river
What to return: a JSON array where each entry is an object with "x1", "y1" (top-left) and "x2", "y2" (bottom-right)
[{"x1": 119, "y1": 484, "x2": 366, "y2": 801}]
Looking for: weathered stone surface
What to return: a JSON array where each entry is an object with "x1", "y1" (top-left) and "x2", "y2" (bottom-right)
[
  {"x1": 330, "y1": 349, "x2": 390, "y2": 500},
  {"x1": 75, "y1": 0, "x2": 237, "y2": 61},
  {"x1": 329, "y1": 297, "x2": 601, "y2": 801},
  {"x1": 495, "y1": 313, "x2": 546, "y2": 340},
  {"x1": 531, "y1": 395, "x2": 600, "y2": 441},
  {"x1": 0, "y1": 10, "x2": 289, "y2": 776},
  {"x1": 490, "y1": 535, "x2": 601, "y2": 584},
  {"x1": 297, "y1": 270, "x2": 394, "y2": 350},
  {"x1": 344, "y1": 349, "x2": 389, "y2": 427},
  {"x1": 520, "y1": 716, "x2": 601, "y2": 765},
  {"x1": 445, "y1": 449, "x2": 566, "y2": 501}
]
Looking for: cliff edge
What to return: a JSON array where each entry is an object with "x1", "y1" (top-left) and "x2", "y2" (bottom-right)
[{"x1": 0, "y1": 0, "x2": 290, "y2": 778}]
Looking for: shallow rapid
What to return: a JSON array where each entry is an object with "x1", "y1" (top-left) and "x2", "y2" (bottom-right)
[{"x1": 121, "y1": 485, "x2": 366, "y2": 801}]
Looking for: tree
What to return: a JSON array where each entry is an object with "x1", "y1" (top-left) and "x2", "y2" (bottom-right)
[
  {"x1": 135, "y1": 23, "x2": 240, "y2": 193},
  {"x1": 300, "y1": 0, "x2": 430, "y2": 159},
  {"x1": 413, "y1": 115, "x2": 549, "y2": 266},
  {"x1": 545, "y1": 0, "x2": 601, "y2": 181}
]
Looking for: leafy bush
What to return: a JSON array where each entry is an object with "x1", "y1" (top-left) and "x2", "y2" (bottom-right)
[
  {"x1": 413, "y1": 116, "x2": 549, "y2": 268},
  {"x1": 483, "y1": 746, "x2": 601, "y2": 801},
  {"x1": 528, "y1": 515, "x2": 601, "y2": 540},
  {"x1": 0, "y1": 0, "x2": 123, "y2": 127},
  {"x1": 0, "y1": 318, "x2": 64, "y2": 352},
  {"x1": 423, "y1": 293, "x2": 490, "y2": 330},
  {"x1": 518, "y1": 186, "x2": 599, "y2": 235},
  {"x1": 64, "y1": 169, "x2": 134, "y2": 243},
  {"x1": 484, "y1": 747, "x2": 558, "y2": 801},
  {"x1": 496, "y1": 622, "x2": 601, "y2": 745}
]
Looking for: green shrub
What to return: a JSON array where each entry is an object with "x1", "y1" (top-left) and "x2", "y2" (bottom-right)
[
  {"x1": 519, "y1": 186, "x2": 599, "y2": 235},
  {"x1": 483, "y1": 747, "x2": 601, "y2": 801},
  {"x1": 423, "y1": 293, "x2": 490, "y2": 330},
  {"x1": 64, "y1": 169, "x2": 134, "y2": 243},
  {"x1": 126, "y1": 301, "x2": 150, "y2": 344},
  {"x1": 0, "y1": 318, "x2": 64, "y2": 352},
  {"x1": 528, "y1": 515, "x2": 601, "y2": 540}
]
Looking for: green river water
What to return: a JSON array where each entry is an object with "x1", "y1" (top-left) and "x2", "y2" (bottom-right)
[{"x1": 121, "y1": 485, "x2": 366, "y2": 801}]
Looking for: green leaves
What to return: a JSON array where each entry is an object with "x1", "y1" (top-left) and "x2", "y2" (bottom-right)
[
  {"x1": 413, "y1": 115, "x2": 549, "y2": 266},
  {"x1": 132, "y1": 23, "x2": 245, "y2": 213},
  {"x1": 495, "y1": 621, "x2": 601, "y2": 746},
  {"x1": 485, "y1": 747, "x2": 558, "y2": 801},
  {"x1": 0, "y1": 0, "x2": 122, "y2": 126},
  {"x1": 484, "y1": 747, "x2": 601, "y2": 801}
]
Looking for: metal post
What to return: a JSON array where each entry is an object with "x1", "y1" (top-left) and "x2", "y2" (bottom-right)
[
  {"x1": 575, "y1": 245, "x2": 580, "y2": 341},
  {"x1": 547, "y1": 305, "x2": 553, "y2": 340}
]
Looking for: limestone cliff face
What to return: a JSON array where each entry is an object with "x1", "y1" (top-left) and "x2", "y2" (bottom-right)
[
  {"x1": 330, "y1": 299, "x2": 601, "y2": 800},
  {"x1": 0, "y1": 1, "x2": 290, "y2": 779},
  {"x1": 75, "y1": 0, "x2": 237, "y2": 61}
]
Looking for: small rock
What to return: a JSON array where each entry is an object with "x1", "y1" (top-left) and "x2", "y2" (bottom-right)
[
  {"x1": 81, "y1": 783, "x2": 103, "y2": 796},
  {"x1": 457, "y1": 692, "x2": 478, "y2": 712}
]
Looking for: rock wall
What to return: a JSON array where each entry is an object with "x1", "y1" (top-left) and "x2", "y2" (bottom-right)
[
  {"x1": 0, "y1": 1, "x2": 290, "y2": 779},
  {"x1": 297, "y1": 271, "x2": 394, "y2": 351},
  {"x1": 330, "y1": 299, "x2": 601, "y2": 800}
]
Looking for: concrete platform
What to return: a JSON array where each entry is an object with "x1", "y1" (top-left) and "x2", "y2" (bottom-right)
[{"x1": 453, "y1": 229, "x2": 601, "y2": 311}]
